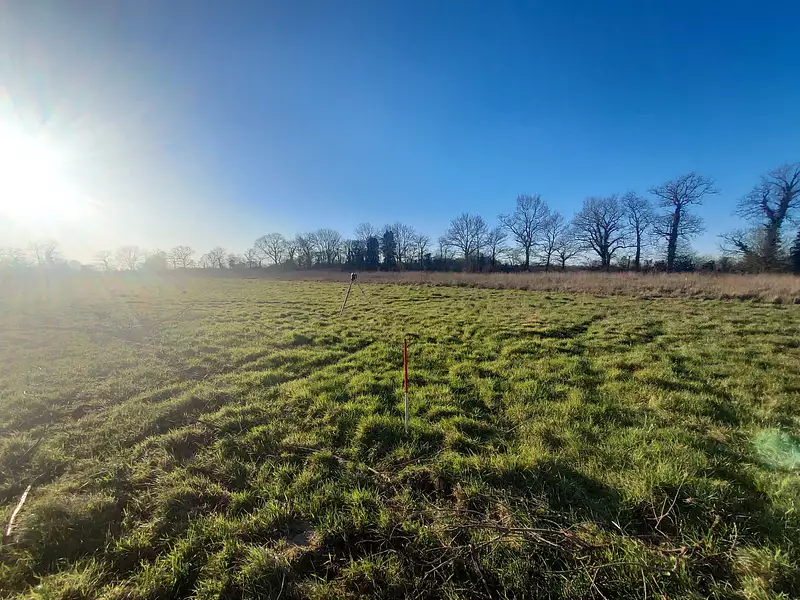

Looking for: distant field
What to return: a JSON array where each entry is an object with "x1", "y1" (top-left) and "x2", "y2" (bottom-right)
[
  {"x1": 1, "y1": 275, "x2": 799, "y2": 599},
  {"x1": 197, "y1": 269, "x2": 800, "y2": 304}
]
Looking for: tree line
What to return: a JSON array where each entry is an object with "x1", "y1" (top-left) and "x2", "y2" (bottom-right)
[{"x1": 3, "y1": 164, "x2": 799, "y2": 274}]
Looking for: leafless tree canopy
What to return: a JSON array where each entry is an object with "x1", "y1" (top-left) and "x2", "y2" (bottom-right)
[
  {"x1": 498, "y1": 194, "x2": 550, "y2": 269},
  {"x1": 443, "y1": 213, "x2": 488, "y2": 263},
  {"x1": 390, "y1": 222, "x2": 417, "y2": 266},
  {"x1": 649, "y1": 173, "x2": 717, "y2": 271},
  {"x1": 313, "y1": 228, "x2": 342, "y2": 265},
  {"x1": 115, "y1": 246, "x2": 143, "y2": 271},
  {"x1": 730, "y1": 163, "x2": 800, "y2": 268},
  {"x1": 243, "y1": 247, "x2": 261, "y2": 268},
  {"x1": 14, "y1": 159, "x2": 800, "y2": 274},
  {"x1": 541, "y1": 212, "x2": 568, "y2": 272},
  {"x1": 94, "y1": 250, "x2": 114, "y2": 271},
  {"x1": 354, "y1": 222, "x2": 378, "y2": 243},
  {"x1": 255, "y1": 233, "x2": 287, "y2": 265},
  {"x1": 31, "y1": 240, "x2": 59, "y2": 266},
  {"x1": 554, "y1": 229, "x2": 581, "y2": 271},
  {"x1": 622, "y1": 192, "x2": 653, "y2": 271},
  {"x1": 572, "y1": 196, "x2": 629, "y2": 270},
  {"x1": 484, "y1": 226, "x2": 507, "y2": 267},
  {"x1": 168, "y1": 245, "x2": 195, "y2": 269},
  {"x1": 294, "y1": 234, "x2": 314, "y2": 268},
  {"x1": 204, "y1": 246, "x2": 227, "y2": 268},
  {"x1": 737, "y1": 163, "x2": 800, "y2": 225},
  {"x1": 412, "y1": 233, "x2": 431, "y2": 263},
  {"x1": 652, "y1": 211, "x2": 704, "y2": 240}
]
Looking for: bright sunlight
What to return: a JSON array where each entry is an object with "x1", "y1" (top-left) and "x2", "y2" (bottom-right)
[{"x1": 0, "y1": 121, "x2": 94, "y2": 226}]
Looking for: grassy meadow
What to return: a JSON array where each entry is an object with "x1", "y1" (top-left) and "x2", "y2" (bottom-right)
[{"x1": 1, "y1": 273, "x2": 799, "y2": 599}]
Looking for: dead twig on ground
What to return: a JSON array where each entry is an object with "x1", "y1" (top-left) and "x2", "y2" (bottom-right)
[{"x1": 5, "y1": 484, "x2": 32, "y2": 539}]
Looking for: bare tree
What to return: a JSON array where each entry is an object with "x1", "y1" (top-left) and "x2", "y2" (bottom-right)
[
  {"x1": 94, "y1": 250, "x2": 114, "y2": 272},
  {"x1": 652, "y1": 211, "x2": 705, "y2": 269},
  {"x1": 622, "y1": 192, "x2": 653, "y2": 271},
  {"x1": 499, "y1": 194, "x2": 550, "y2": 270},
  {"x1": 554, "y1": 227, "x2": 581, "y2": 271},
  {"x1": 115, "y1": 246, "x2": 143, "y2": 271},
  {"x1": 0, "y1": 247, "x2": 29, "y2": 268},
  {"x1": 314, "y1": 228, "x2": 342, "y2": 265},
  {"x1": 443, "y1": 213, "x2": 488, "y2": 268},
  {"x1": 255, "y1": 233, "x2": 287, "y2": 265},
  {"x1": 541, "y1": 212, "x2": 569, "y2": 272},
  {"x1": 31, "y1": 240, "x2": 59, "y2": 266},
  {"x1": 198, "y1": 253, "x2": 214, "y2": 269},
  {"x1": 573, "y1": 196, "x2": 629, "y2": 270},
  {"x1": 294, "y1": 234, "x2": 314, "y2": 268},
  {"x1": 412, "y1": 233, "x2": 431, "y2": 264},
  {"x1": 284, "y1": 237, "x2": 298, "y2": 265},
  {"x1": 205, "y1": 246, "x2": 227, "y2": 268},
  {"x1": 484, "y1": 226, "x2": 507, "y2": 268},
  {"x1": 649, "y1": 173, "x2": 717, "y2": 271},
  {"x1": 390, "y1": 222, "x2": 416, "y2": 267},
  {"x1": 168, "y1": 245, "x2": 195, "y2": 269},
  {"x1": 437, "y1": 236, "x2": 454, "y2": 263},
  {"x1": 731, "y1": 163, "x2": 800, "y2": 268},
  {"x1": 243, "y1": 247, "x2": 261, "y2": 268},
  {"x1": 719, "y1": 228, "x2": 770, "y2": 271},
  {"x1": 354, "y1": 222, "x2": 378, "y2": 243}
]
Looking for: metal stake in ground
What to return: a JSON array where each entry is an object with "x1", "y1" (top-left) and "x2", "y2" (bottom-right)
[
  {"x1": 339, "y1": 273, "x2": 358, "y2": 316},
  {"x1": 403, "y1": 336, "x2": 409, "y2": 432}
]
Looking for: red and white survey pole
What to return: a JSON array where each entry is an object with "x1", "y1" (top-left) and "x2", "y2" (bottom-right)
[{"x1": 403, "y1": 336, "x2": 409, "y2": 432}]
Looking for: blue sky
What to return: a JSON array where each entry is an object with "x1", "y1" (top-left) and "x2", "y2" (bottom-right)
[{"x1": 1, "y1": 0, "x2": 799, "y2": 260}]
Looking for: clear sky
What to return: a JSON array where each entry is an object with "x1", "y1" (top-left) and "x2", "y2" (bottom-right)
[{"x1": 1, "y1": 0, "x2": 799, "y2": 262}]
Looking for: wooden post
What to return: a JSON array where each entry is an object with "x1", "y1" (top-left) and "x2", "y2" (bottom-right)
[{"x1": 403, "y1": 337, "x2": 409, "y2": 432}]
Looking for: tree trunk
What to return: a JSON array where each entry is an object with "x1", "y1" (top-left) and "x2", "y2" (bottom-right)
[
  {"x1": 634, "y1": 232, "x2": 641, "y2": 271},
  {"x1": 666, "y1": 208, "x2": 681, "y2": 271},
  {"x1": 524, "y1": 246, "x2": 530, "y2": 270},
  {"x1": 763, "y1": 224, "x2": 779, "y2": 268}
]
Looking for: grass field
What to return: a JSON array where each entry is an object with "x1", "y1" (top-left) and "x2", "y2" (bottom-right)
[{"x1": 1, "y1": 274, "x2": 799, "y2": 599}]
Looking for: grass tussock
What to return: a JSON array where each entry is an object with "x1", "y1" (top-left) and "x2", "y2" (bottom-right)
[{"x1": 0, "y1": 276, "x2": 799, "y2": 598}]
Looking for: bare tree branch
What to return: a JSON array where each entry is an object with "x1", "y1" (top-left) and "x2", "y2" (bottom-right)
[
  {"x1": 572, "y1": 196, "x2": 629, "y2": 270},
  {"x1": 541, "y1": 212, "x2": 569, "y2": 272},
  {"x1": 484, "y1": 226, "x2": 508, "y2": 268},
  {"x1": 649, "y1": 173, "x2": 717, "y2": 271},
  {"x1": 313, "y1": 228, "x2": 342, "y2": 265},
  {"x1": 115, "y1": 246, "x2": 143, "y2": 271},
  {"x1": 94, "y1": 250, "x2": 114, "y2": 272},
  {"x1": 391, "y1": 222, "x2": 417, "y2": 267},
  {"x1": 622, "y1": 192, "x2": 653, "y2": 271},
  {"x1": 443, "y1": 213, "x2": 488, "y2": 268},
  {"x1": 499, "y1": 194, "x2": 550, "y2": 270},
  {"x1": 733, "y1": 162, "x2": 800, "y2": 268},
  {"x1": 255, "y1": 233, "x2": 287, "y2": 265},
  {"x1": 168, "y1": 245, "x2": 195, "y2": 269},
  {"x1": 354, "y1": 222, "x2": 378, "y2": 243}
]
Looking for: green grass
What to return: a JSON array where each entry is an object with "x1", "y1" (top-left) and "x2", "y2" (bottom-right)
[{"x1": 1, "y1": 274, "x2": 799, "y2": 599}]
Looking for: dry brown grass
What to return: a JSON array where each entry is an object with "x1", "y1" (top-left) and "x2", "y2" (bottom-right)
[{"x1": 262, "y1": 270, "x2": 800, "y2": 303}]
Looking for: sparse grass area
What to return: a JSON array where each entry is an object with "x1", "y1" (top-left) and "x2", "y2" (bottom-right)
[{"x1": 1, "y1": 274, "x2": 799, "y2": 599}]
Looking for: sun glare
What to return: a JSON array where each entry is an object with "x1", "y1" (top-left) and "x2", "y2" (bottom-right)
[{"x1": 0, "y1": 122, "x2": 94, "y2": 226}]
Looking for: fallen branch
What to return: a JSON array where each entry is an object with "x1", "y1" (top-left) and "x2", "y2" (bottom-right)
[{"x1": 5, "y1": 484, "x2": 32, "y2": 539}]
